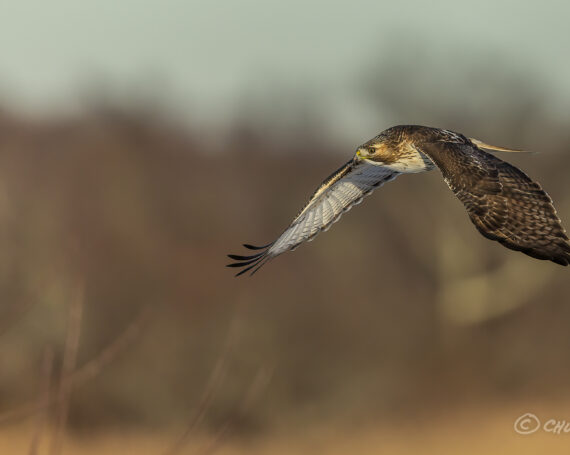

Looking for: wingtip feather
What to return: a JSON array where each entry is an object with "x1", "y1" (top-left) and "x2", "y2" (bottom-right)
[
  {"x1": 227, "y1": 252, "x2": 265, "y2": 261},
  {"x1": 243, "y1": 242, "x2": 273, "y2": 250},
  {"x1": 470, "y1": 138, "x2": 536, "y2": 154},
  {"x1": 227, "y1": 242, "x2": 273, "y2": 277}
]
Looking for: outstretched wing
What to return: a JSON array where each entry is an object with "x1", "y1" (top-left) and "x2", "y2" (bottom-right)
[
  {"x1": 421, "y1": 141, "x2": 570, "y2": 265},
  {"x1": 227, "y1": 159, "x2": 400, "y2": 276}
]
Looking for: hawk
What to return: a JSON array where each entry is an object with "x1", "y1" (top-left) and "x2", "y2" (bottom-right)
[{"x1": 228, "y1": 125, "x2": 570, "y2": 276}]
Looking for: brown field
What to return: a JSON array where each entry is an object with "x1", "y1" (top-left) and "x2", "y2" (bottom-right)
[{"x1": 3, "y1": 401, "x2": 570, "y2": 454}]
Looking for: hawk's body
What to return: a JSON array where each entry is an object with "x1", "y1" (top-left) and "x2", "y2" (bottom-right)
[{"x1": 228, "y1": 125, "x2": 570, "y2": 275}]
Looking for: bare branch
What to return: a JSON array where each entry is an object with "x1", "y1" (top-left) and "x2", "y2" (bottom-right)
[
  {"x1": 0, "y1": 305, "x2": 150, "y2": 426},
  {"x1": 70, "y1": 305, "x2": 151, "y2": 387},
  {"x1": 0, "y1": 301, "x2": 35, "y2": 338}
]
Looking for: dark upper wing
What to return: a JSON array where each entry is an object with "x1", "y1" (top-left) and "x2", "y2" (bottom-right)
[
  {"x1": 420, "y1": 141, "x2": 570, "y2": 265},
  {"x1": 227, "y1": 159, "x2": 400, "y2": 276}
]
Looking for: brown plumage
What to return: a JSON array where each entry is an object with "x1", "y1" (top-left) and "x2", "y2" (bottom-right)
[{"x1": 228, "y1": 125, "x2": 570, "y2": 276}]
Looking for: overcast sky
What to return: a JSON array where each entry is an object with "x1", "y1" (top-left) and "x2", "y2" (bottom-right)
[{"x1": 1, "y1": 0, "x2": 569, "y2": 138}]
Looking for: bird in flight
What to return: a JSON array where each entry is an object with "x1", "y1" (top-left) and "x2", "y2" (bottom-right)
[{"x1": 227, "y1": 125, "x2": 570, "y2": 276}]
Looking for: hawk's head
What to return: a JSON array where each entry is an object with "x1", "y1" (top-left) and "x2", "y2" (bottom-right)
[
  {"x1": 354, "y1": 128, "x2": 435, "y2": 174},
  {"x1": 355, "y1": 136, "x2": 395, "y2": 164}
]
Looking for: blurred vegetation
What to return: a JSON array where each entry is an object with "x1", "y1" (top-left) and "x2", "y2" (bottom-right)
[{"x1": 0, "y1": 50, "x2": 569, "y2": 454}]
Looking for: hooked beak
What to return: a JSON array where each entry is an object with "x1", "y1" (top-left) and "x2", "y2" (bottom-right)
[{"x1": 355, "y1": 148, "x2": 368, "y2": 161}]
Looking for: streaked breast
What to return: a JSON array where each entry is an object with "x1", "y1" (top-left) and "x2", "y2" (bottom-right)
[{"x1": 384, "y1": 142, "x2": 435, "y2": 174}]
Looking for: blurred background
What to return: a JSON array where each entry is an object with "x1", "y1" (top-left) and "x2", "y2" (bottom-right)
[{"x1": 0, "y1": 1, "x2": 569, "y2": 454}]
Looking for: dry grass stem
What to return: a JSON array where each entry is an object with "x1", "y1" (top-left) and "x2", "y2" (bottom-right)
[
  {"x1": 200, "y1": 367, "x2": 272, "y2": 455},
  {"x1": 162, "y1": 318, "x2": 242, "y2": 455},
  {"x1": 49, "y1": 279, "x2": 84, "y2": 455},
  {"x1": 28, "y1": 346, "x2": 55, "y2": 455}
]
